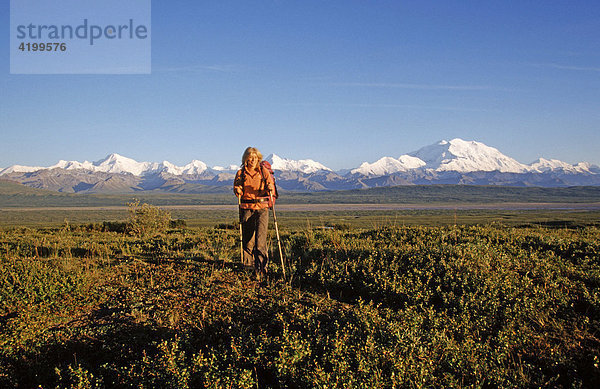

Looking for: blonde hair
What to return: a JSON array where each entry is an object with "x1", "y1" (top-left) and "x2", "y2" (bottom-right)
[{"x1": 241, "y1": 147, "x2": 263, "y2": 167}]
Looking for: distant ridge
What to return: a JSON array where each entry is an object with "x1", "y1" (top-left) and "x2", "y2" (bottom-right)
[
  {"x1": 1, "y1": 139, "x2": 599, "y2": 193},
  {"x1": 0, "y1": 179, "x2": 56, "y2": 195},
  {"x1": 2, "y1": 182, "x2": 600, "y2": 209}
]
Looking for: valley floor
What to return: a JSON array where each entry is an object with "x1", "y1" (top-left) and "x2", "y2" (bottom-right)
[{"x1": 1, "y1": 205, "x2": 600, "y2": 229}]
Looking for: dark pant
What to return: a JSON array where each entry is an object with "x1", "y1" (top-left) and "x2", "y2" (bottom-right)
[{"x1": 240, "y1": 208, "x2": 269, "y2": 273}]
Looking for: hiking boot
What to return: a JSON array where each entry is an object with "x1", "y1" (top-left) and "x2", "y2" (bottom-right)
[{"x1": 258, "y1": 270, "x2": 268, "y2": 285}]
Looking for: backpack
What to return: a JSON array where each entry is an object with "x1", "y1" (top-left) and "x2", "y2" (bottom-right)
[{"x1": 241, "y1": 160, "x2": 279, "y2": 208}]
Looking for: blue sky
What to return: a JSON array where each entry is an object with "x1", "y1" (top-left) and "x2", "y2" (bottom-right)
[{"x1": 1, "y1": 0, "x2": 599, "y2": 170}]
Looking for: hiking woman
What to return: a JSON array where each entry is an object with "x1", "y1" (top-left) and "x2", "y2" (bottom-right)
[{"x1": 233, "y1": 147, "x2": 275, "y2": 282}]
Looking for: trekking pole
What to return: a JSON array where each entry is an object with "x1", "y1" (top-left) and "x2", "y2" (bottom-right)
[
  {"x1": 237, "y1": 196, "x2": 244, "y2": 265},
  {"x1": 270, "y1": 194, "x2": 286, "y2": 280}
]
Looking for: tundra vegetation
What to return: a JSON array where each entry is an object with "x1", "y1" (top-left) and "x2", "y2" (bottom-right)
[{"x1": 0, "y1": 203, "x2": 599, "y2": 388}]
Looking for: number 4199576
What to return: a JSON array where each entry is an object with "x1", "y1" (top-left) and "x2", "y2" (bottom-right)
[{"x1": 18, "y1": 42, "x2": 66, "y2": 52}]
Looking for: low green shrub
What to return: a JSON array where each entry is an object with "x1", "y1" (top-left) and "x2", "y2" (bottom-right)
[{"x1": 1, "y1": 224, "x2": 599, "y2": 387}]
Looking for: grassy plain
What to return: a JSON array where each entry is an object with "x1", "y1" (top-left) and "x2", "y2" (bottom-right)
[
  {"x1": 1, "y1": 222, "x2": 599, "y2": 387},
  {"x1": 2, "y1": 183, "x2": 600, "y2": 387},
  {"x1": 2, "y1": 207, "x2": 600, "y2": 229}
]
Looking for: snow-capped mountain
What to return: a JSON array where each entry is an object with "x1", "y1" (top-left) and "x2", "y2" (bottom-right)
[
  {"x1": 349, "y1": 138, "x2": 599, "y2": 178},
  {"x1": 92, "y1": 153, "x2": 156, "y2": 175},
  {"x1": 408, "y1": 138, "x2": 528, "y2": 173},
  {"x1": 351, "y1": 156, "x2": 426, "y2": 176},
  {"x1": 50, "y1": 160, "x2": 95, "y2": 171},
  {"x1": 1, "y1": 138, "x2": 598, "y2": 193},
  {"x1": 162, "y1": 160, "x2": 209, "y2": 175},
  {"x1": 213, "y1": 164, "x2": 239, "y2": 172},
  {"x1": 266, "y1": 154, "x2": 332, "y2": 174},
  {"x1": 88, "y1": 154, "x2": 212, "y2": 176},
  {"x1": 528, "y1": 158, "x2": 595, "y2": 174},
  {"x1": 7, "y1": 153, "x2": 213, "y2": 177},
  {"x1": 0, "y1": 164, "x2": 46, "y2": 174}
]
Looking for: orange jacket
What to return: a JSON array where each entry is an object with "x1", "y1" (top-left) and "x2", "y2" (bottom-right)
[{"x1": 233, "y1": 166, "x2": 275, "y2": 210}]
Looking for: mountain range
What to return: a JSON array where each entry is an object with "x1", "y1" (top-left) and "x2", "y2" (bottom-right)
[{"x1": 1, "y1": 138, "x2": 599, "y2": 193}]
